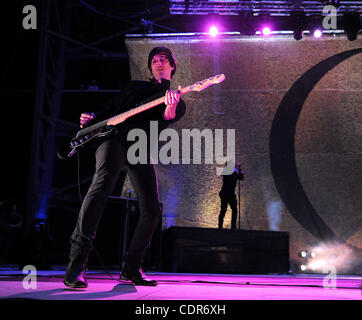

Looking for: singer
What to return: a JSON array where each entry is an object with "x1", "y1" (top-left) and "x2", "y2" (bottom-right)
[{"x1": 218, "y1": 162, "x2": 244, "y2": 229}]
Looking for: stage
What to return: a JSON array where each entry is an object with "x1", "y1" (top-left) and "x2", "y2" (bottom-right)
[
  {"x1": 0, "y1": 267, "x2": 361, "y2": 301},
  {"x1": 2, "y1": 5, "x2": 362, "y2": 318}
]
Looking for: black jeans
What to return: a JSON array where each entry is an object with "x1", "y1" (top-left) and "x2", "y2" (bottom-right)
[
  {"x1": 69, "y1": 137, "x2": 162, "y2": 269},
  {"x1": 218, "y1": 192, "x2": 237, "y2": 229}
]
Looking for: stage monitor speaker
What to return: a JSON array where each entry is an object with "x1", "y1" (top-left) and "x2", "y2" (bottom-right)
[
  {"x1": 88, "y1": 196, "x2": 161, "y2": 270},
  {"x1": 160, "y1": 227, "x2": 290, "y2": 274}
]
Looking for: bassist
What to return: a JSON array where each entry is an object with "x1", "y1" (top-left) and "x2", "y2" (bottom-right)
[{"x1": 64, "y1": 47, "x2": 186, "y2": 288}]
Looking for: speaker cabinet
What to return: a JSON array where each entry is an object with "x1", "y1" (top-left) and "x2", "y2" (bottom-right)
[{"x1": 160, "y1": 227, "x2": 289, "y2": 274}]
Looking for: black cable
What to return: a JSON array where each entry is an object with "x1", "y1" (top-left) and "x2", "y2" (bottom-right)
[
  {"x1": 78, "y1": 0, "x2": 177, "y2": 32},
  {"x1": 78, "y1": 0, "x2": 147, "y2": 22},
  {"x1": 79, "y1": 0, "x2": 165, "y2": 20},
  {"x1": 92, "y1": 246, "x2": 124, "y2": 284},
  {"x1": 79, "y1": 0, "x2": 126, "y2": 21},
  {"x1": 76, "y1": 153, "x2": 83, "y2": 204}
]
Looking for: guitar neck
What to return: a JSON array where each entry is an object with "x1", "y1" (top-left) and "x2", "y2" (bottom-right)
[
  {"x1": 76, "y1": 73, "x2": 225, "y2": 136},
  {"x1": 106, "y1": 85, "x2": 193, "y2": 126}
]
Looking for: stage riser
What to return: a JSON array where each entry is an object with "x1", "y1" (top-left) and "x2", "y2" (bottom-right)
[{"x1": 160, "y1": 227, "x2": 290, "y2": 274}]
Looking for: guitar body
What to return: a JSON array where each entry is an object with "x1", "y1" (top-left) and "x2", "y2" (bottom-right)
[
  {"x1": 57, "y1": 125, "x2": 117, "y2": 159},
  {"x1": 57, "y1": 74, "x2": 225, "y2": 159}
]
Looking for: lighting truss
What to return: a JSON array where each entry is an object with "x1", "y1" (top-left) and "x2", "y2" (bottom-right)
[{"x1": 169, "y1": 1, "x2": 362, "y2": 16}]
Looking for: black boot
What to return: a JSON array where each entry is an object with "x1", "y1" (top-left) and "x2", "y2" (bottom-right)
[
  {"x1": 120, "y1": 267, "x2": 157, "y2": 286},
  {"x1": 64, "y1": 233, "x2": 93, "y2": 288},
  {"x1": 64, "y1": 243, "x2": 89, "y2": 288},
  {"x1": 64, "y1": 258, "x2": 88, "y2": 288},
  {"x1": 120, "y1": 256, "x2": 157, "y2": 286}
]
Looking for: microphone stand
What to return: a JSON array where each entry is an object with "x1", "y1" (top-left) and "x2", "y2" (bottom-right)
[{"x1": 238, "y1": 164, "x2": 241, "y2": 230}]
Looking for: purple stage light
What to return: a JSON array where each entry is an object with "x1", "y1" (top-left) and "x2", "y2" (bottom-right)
[
  {"x1": 262, "y1": 27, "x2": 272, "y2": 36},
  {"x1": 209, "y1": 26, "x2": 218, "y2": 37},
  {"x1": 313, "y1": 29, "x2": 322, "y2": 38}
]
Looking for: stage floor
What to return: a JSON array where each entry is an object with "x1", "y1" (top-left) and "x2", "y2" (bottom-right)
[{"x1": 0, "y1": 267, "x2": 361, "y2": 301}]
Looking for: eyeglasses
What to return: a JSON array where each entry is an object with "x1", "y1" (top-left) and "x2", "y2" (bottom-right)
[{"x1": 151, "y1": 57, "x2": 169, "y2": 64}]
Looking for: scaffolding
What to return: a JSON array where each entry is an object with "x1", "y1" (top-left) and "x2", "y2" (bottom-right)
[{"x1": 25, "y1": 0, "x2": 168, "y2": 233}]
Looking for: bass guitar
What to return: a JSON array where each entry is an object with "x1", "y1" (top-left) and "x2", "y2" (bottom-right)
[{"x1": 57, "y1": 74, "x2": 225, "y2": 159}]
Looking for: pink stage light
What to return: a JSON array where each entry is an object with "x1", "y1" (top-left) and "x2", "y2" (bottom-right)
[
  {"x1": 262, "y1": 27, "x2": 272, "y2": 36},
  {"x1": 209, "y1": 26, "x2": 218, "y2": 37},
  {"x1": 313, "y1": 29, "x2": 322, "y2": 38}
]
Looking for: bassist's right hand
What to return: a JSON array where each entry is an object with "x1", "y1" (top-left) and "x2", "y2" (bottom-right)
[{"x1": 80, "y1": 112, "x2": 95, "y2": 128}]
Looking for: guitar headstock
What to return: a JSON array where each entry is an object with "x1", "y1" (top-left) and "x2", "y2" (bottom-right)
[{"x1": 188, "y1": 74, "x2": 225, "y2": 92}]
